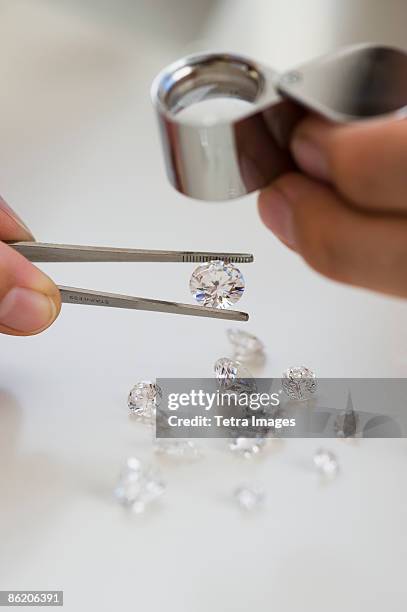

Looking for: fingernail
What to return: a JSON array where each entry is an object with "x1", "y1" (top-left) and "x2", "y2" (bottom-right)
[
  {"x1": 260, "y1": 188, "x2": 296, "y2": 248},
  {"x1": 0, "y1": 196, "x2": 34, "y2": 238},
  {"x1": 291, "y1": 138, "x2": 330, "y2": 180},
  {"x1": 0, "y1": 287, "x2": 57, "y2": 333}
]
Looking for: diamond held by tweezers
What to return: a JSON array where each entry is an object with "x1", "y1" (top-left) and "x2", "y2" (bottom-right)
[{"x1": 189, "y1": 260, "x2": 245, "y2": 309}]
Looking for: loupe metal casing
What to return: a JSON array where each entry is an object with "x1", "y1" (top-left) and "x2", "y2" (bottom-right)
[{"x1": 151, "y1": 44, "x2": 407, "y2": 201}]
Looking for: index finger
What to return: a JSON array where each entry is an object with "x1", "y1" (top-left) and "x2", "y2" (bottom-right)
[{"x1": 291, "y1": 116, "x2": 407, "y2": 214}]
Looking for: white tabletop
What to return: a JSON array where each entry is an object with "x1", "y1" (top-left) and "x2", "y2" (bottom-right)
[{"x1": 0, "y1": 1, "x2": 406, "y2": 610}]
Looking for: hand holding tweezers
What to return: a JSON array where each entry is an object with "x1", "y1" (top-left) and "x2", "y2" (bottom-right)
[{"x1": 8, "y1": 242, "x2": 253, "y2": 322}]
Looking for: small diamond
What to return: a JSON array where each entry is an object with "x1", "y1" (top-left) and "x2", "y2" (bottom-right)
[
  {"x1": 234, "y1": 485, "x2": 265, "y2": 511},
  {"x1": 128, "y1": 381, "x2": 162, "y2": 420},
  {"x1": 214, "y1": 357, "x2": 252, "y2": 382},
  {"x1": 214, "y1": 357, "x2": 256, "y2": 395},
  {"x1": 228, "y1": 437, "x2": 267, "y2": 459},
  {"x1": 226, "y1": 329, "x2": 265, "y2": 361},
  {"x1": 282, "y1": 366, "x2": 317, "y2": 400},
  {"x1": 189, "y1": 260, "x2": 245, "y2": 309},
  {"x1": 114, "y1": 457, "x2": 166, "y2": 514},
  {"x1": 334, "y1": 392, "x2": 359, "y2": 438},
  {"x1": 313, "y1": 448, "x2": 339, "y2": 478},
  {"x1": 215, "y1": 357, "x2": 246, "y2": 380},
  {"x1": 154, "y1": 439, "x2": 202, "y2": 461},
  {"x1": 124, "y1": 457, "x2": 143, "y2": 472}
]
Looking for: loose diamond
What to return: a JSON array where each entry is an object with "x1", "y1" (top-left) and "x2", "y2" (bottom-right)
[
  {"x1": 334, "y1": 392, "x2": 359, "y2": 438},
  {"x1": 313, "y1": 448, "x2": 339, "y2": 478},
  {"x1": 154, "y1": 439, "x2": 202, "y2": 461},
  {"x1": 124, "y1": 457, "x2": 143, "y2": 472},
  {"x1": 189, "y1": 260, "x2": 245, "y2": 309},
  {"x1": 214, "y1": 357, "x2": 256, "y2": 395},
  {"x1": 128, "y1": 381, "x2": 162, "y2": 420},
  {"x1": 228, "y1": 437, "x2": 267, "y2": 459},
  {"x1": 226, "y1": 329, "x2": 265, "y2": 361},
  {"x1": 234, "y1": 485, "x2": 265, "y2": 511},
  {"x1": 282, "y1": 366, "x2": 317, "y2": 400},
  {"x1": 114, "y1": 457, "x2": 166, "y2": 514},
  {"x1": 214, "y1": 357, "x2": 250, "y2": 381}
]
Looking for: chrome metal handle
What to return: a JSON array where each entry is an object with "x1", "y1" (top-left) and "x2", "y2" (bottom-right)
[
  {"x1": 151, "y1": 44, "x2": 407, "y2": 201},
  {"x1": 7, "y1": 242, "x2": 253, "y2": 264},
  {"x1": 58, "y1": 286, "x2": 248, "y2": 321}
]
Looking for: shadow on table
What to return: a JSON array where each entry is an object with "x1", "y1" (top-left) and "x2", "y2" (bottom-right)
[{"x1": 0, "y1": 389, "x2": 91, "y2": 575}]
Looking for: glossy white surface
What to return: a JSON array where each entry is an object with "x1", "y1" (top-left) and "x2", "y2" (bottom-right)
[{"x1": 0, "y1": 1, "x2": 406, "y2": 610}]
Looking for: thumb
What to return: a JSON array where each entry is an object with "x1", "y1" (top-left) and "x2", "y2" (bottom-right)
[
  {"x1": 0, "y1": 196, "x2": 60, "y2": 336},
  {"x1": 290, "y1": 116, "x2": 407, "y2": 213}
]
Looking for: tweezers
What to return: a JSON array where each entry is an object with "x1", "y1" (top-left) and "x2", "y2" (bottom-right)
[{"x1": 8, "y1": 242, "x2": 253, "y2": 322}]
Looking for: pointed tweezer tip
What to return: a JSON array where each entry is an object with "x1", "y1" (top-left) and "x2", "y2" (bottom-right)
[
  {"x1": 208, "y1": 307, "x2": 249, "y2": 321},
  {"x1": 234, "y1": 311, "x2": 249, "y2": 322}
]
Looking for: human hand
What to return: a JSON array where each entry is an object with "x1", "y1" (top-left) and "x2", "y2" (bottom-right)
[
  {"x1": 0, "y1": 196, "x2": 60, "y2": 335},
  {"x1": 258, "y1": 117, "x2": 407, "y2": 298}
]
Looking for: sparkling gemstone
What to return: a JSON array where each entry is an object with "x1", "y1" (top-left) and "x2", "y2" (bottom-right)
[
  {"x1": 114, "y1": 457, "x2": 166, "y2": 514},
  {"x1": 226, "y1": 329, "x2": 265, "y2": 361},
  {"x1": 214, "y1": 357, "x2": 252, "y2": 383},
  {"x1": 154, "y1": 439, "x2": 202, "y2": 461},
  {"x1": 128, "y1": 381, "x2": 162, "y2": 420},
  {"x1": 313, "y1": 448, "x2": 339, "y2": 478},
  {"x1": 334, "y1": 392, "x2": 359, "y2": 438},
  {"x1": 214, "y1": 357, "x2": 249, "y2": 380},
  {"x1": 234, "y1": 485, "x2": 265, "y2": 511},
  {"x1": 124, "y1": 457, "x2": 143, "y2": 472},
  {"x1": 282, "y1": 366, "x2": 317, "y2": 400},
  {"x1": 214, "y1": 357, "x2": 257, "y2": 397},
  {"x1": 189, "y1": 260, "x2": 245, "y2": 309},
  {"x1": 228, "y1": 437, "x2": 267, "y2": 459}
]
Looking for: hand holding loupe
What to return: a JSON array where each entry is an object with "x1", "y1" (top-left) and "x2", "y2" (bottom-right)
[{"x1": 151, "y1": 44, "x2": 407, "y2": 201}]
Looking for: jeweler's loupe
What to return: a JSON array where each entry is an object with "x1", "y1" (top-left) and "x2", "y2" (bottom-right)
[{"x1": 151, "y1": 44, "x2": 407, "y2": 201}]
